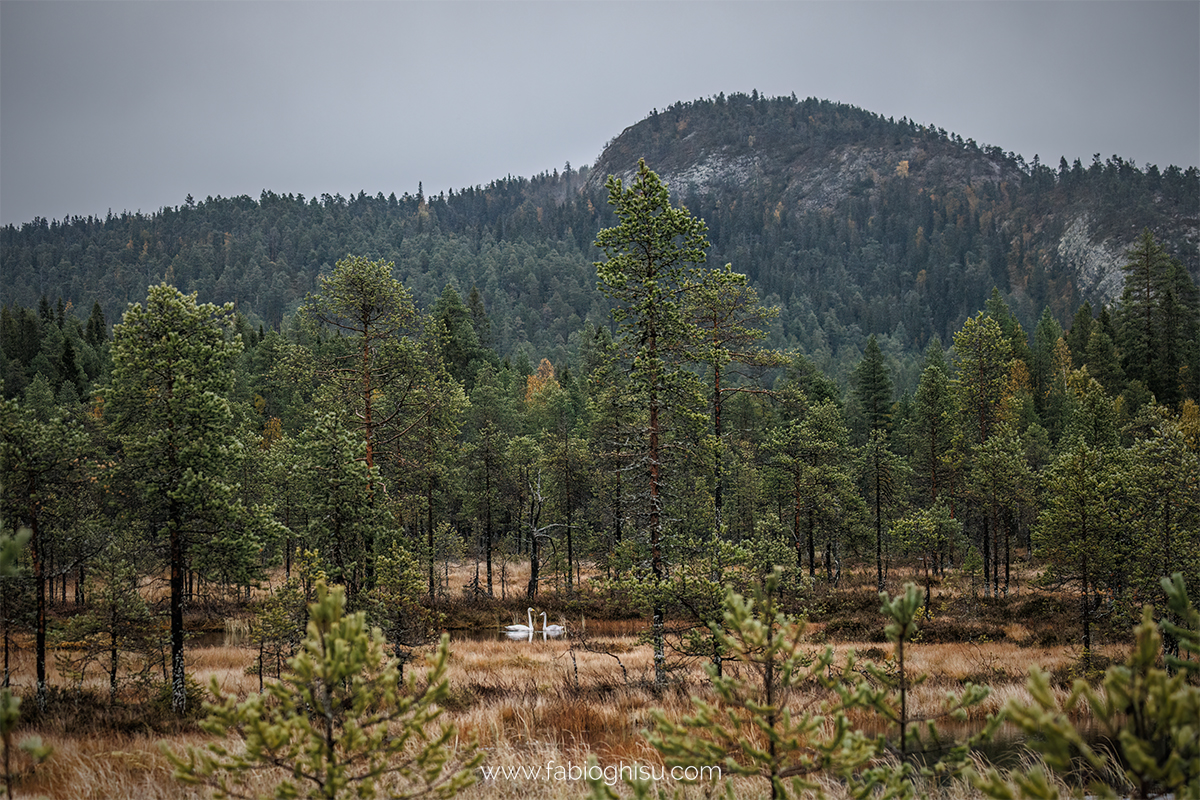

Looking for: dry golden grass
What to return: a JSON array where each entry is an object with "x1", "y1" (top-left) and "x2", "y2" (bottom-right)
[
  {"x1": 6, "y1": 559, "x2": 1130, "y2": 800},
  {"x1": 14, "y1": 626, "x2": 1053, "y2": 799}
]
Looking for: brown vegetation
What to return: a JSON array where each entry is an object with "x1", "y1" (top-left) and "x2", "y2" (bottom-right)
[{"x1": 3, "y1": 560, "x2": 1134, "y2": 799}]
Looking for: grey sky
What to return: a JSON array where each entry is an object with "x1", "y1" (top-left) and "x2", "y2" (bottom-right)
[{"x1": 2, "y1": 1, "x2": 1197, "y2": 227}]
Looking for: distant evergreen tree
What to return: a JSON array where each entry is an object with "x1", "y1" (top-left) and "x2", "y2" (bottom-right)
[
  {"x1": 1116, "y1": 229, "x2": 1199, "y2": 406},
  {"x1": 854, "y1": 334, "x2": 893, "y2": 436},
  {"x1": 1065, "y1": 304, "x2": 1094, "y2": 371},
  {"x1": 1029, "y1": 308, "x2": 1063, "y2": 419},
  {"x1": 432, "y1": 284, "x2": 491, "y2": 391}
]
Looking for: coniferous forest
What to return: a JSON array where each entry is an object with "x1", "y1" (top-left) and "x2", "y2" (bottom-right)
[{"x1": 1, "y1": 95, "x2": 1198, "y2": 800}]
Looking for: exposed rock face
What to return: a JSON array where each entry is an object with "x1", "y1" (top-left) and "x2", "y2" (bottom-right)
[
  {"x1": 592, "y1": 139, "x2": 1020, "y2": 216},
  {"x1": 1056, "y1": 215, "x2": 1126, "y2": 304}
]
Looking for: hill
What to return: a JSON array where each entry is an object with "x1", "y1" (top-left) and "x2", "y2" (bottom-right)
[{"x1": 2, "y1": 93, "x2": 1197, "y2": 391}]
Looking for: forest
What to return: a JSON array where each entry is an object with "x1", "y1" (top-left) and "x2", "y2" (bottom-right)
[
  {"x1": 0, "y1": 98, "x2": 1198, "y2": 799},
  {"x1": 3, "y1": 94, "x2": 1198, "y2": 397}
]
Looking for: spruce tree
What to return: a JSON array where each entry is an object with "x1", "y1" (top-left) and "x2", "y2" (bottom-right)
[
  {"x1": 1118, "y1": 230, "x2": 1173, "y2": 393},
  {"x1": 1115, "y1": 229, "x2": 1199, "y2": 406},
  {"x1": 952, "y1": 312, "x2": 1014, "y2": 597},
  {"x1": 854, "y1": 335, "x2": 895, "y2": 591},
  {"x1": 853, "y1": 334, "x2": 893, "y2": 436},
  {"x1": 909, "y1": 354, "x2": 956, "y2": 506}
]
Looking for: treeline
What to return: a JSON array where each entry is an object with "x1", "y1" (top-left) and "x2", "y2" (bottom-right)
[
  {"x1": 1, "y1": 160, "x2": 1198, "y2": 714},
  {"x1": 3, "y1": 94, "x2": 1196, "y2": 399}
]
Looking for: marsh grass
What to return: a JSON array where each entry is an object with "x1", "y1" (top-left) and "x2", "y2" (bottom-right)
[{"x1": 5, "y1": 561, "x2": 1130, "y2": 799}]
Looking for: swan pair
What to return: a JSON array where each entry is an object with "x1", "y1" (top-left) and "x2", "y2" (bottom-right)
[{"x1": 504, "y1": 607, "x2": 565, "y2": 640}]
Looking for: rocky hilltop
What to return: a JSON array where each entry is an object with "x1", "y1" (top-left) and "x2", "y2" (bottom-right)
[{"x1": 586, "y1": 94, "x2": 1197, "y2": 307}]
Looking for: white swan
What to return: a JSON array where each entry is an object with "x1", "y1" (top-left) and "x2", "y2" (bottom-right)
[
  {"x1": 539, "y1": 612, "x2": 565, "y2": 639},
  {"x1": 505, "y1": 607, "x2": 535, "y2": 633}
]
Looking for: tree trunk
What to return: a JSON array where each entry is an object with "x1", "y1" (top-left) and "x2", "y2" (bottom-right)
[
  {"x1": 649, "y1": 330, "x2": 666, "y2": 690},
  {"x1": 981, "y1": 514, "x2": 991, "y2": 599},
  {"x1": 170, "y1": 512, "x2": 187, "y2": 714},
  {"x1": 427, "y1": 479, "x2": 435, "y2": 603},
  {"x1": 807, "y1": 505, "x2": 816, "y2": 578},
  {"x1": 1081, "y1": 547, "x2": 1091, "y2": 671},
  {"x1": 30, "y1": 514, "x2": 46, "y2": 711}
]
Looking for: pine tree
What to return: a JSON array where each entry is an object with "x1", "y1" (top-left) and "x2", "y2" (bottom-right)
[
  {"x1": 1123, "y1": 406, "x2": 1200, "y2": 621},
  {"x1": 52, "y1": 535, "x2": 157, "y2": 704},
  {"x1": 300, "y1": 411, "x2": 391, "y2": 604},
  {"x1": 968, "y1": 424, "x2": 1032, "y2": 597},
  {"x1": 463, "y1": 364, "x2": 515, "y2": 597},
  {"x1": 594, "y1": 159, "x2": 711, "y2": 688},
  {"x1": 685, "y1": 264, "x2": 783, "y2": 538},
  {"x1": 0, "y1": 529, "x2": 50, "y2": 800},
  {"x1": 647, "y1": 573, "x2": 995, "y2": 800},
  {"x1": 168, "y1": 581, "x2": 480, "y2": 800},
  {"x1": 893, "y1": 501, "x2": 963, "y2": 615},
  {"x1": 766, "y1": 391, "x2": 861, "y2": 583},
  {"x1": 106, "y1": 284, "x2": 247, "y2": 714},
  {"x1": 1035, "y1": 437, "x2": 1124, "y2": 667},
  {"x1": 953, "y1": 312, "x2": 1014, "y2": 596},
  {"x1": 302, "y1": 255, "x2": 420, "y2": 475},
  {"x1": 972, "y1": 574, "x2": 1199, "y2": 800},
  {"x1": 0, "y1": 396, "x2": 90, "y2": 710}
]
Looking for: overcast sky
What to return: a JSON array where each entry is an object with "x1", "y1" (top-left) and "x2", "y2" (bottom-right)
[{"x1": 2, "y1": 1, "x2": 1197, "y2": 227}]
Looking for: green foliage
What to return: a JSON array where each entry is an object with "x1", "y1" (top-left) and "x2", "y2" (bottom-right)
[
  {"x1": 648, "y1": 570, "x2": 871, "y2": 800},
  {"x1": 1116, "y1": 229, "x2": 1200, "y2": 407},
  {"x1": 251, "y1": 577, "x2": 307, "y2": 682},
  {"x1": 106, "y1": 283, "x2": 249, "y2": 714},
  {"x1": 302, "y1": 254, "x2": 421, "y2": 472},
  {"x1": 972, "y1": 573, "x2": 1200, "y2": 800},
  {"x1": 300, "y1": 411, "x2": 392, "y2": 602},
  {"x1": 893, "y1": 501, "x2": 963, "y2": 612},
  {"x1": 595, "y1": 159, "x2": 715, "y2": 687},
  {"x1": 53, "y1": 535, "x2": 159, "y2": 703},
  {"x1": 953, "y1": 312, "x2": 1013, "y2": 448},
  {"x1": 647, "y1": 573, "x2": 995, "y2": 800},
  {"x1": 367, "y1": 541, "x2": 437, "y2": 675},
  {"x1": 0, "y1": 528, "x2": 51, "y2": 800},
  {"x1": 908, "y1": 354, "x2": 957, "y2": 505},
  {"x1": 1121, "y1": 406, "x2": 1200, "y2": 617},
  {"x1": 168, "y1": 580, "x2": 480, "y2": 800},
  {"x1": 0, "y1": 389, "x2": 95, "y2": 711},
  {"x1": 853, "y1": 334, "x2": 894, "y2": 438},
  {"x1": 1034, "y1": 437, "x2": 1124, "y2": 658},
  {"x1": 657, "y1": 534, "x2": 752, "y2": 676},
  {"x1": 427, "y1": 522, "x2": 465, "y2": 601},
  {"x1": 764, "y1": 393, "x2": 863, "y2": 584}
]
